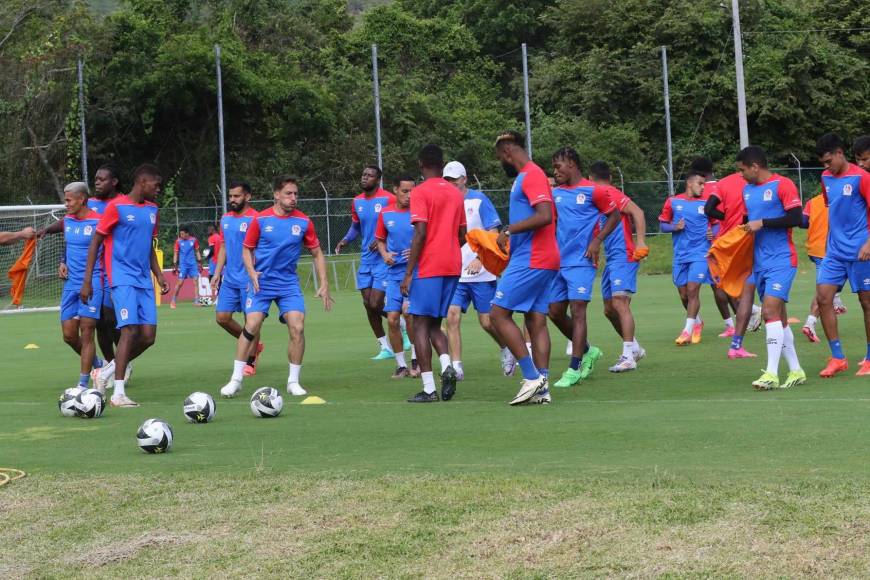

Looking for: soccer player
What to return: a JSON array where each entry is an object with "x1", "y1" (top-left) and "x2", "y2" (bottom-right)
[
  {"x1": 220, "y1": 175, "x2": 332, "y2": 398},
  {"x1": 737, "y1": 146, "x2": 806, "y2": 389},
  {"x1": 442, "y1": 160, "x2": 512, "y2": 379},
  {"x1": 489, "y1": 132, "x2": 560, "y2": 404},
  {"x1": 588, "y1": 161, "x2": 649, "y2": 371},
  {"x1": 81, "y1": 164, "x2": 170, "y2": 407},
  {"x1": 169, "y1": 226, "x2": 202, "y2": 308},
  {"x1": 659, "y1": 171, "x2": 714, "y2": 346},
  {"x1": 335, "y1": 166, "x2": 397, "y2": 360},
  {"x1": 813, "y1": 134, "x2": 870, "y2": 377},
  {"x1": 211, "y1": 181, "x2": 262, "y2": 376},
  {"x1": 400, "y1": 145, "x2": 466, "y2": 403},
  {"x1": 58, "y1": 182, "x2": 105, "y2": 388},
  {"x1": 375, "y1": 175, "x2": 417, "y2": 379},
  {"x1": 855, "y1": 136, "x2": 870, "y2": 171},
  {"x1": 0, "y1": 227, "x2": 35, "y2": 245},
  {"x1": 206, "y1": 223, "x2": 220, "y2": 279}
]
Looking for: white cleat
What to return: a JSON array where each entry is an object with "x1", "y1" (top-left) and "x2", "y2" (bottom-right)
[
  {"x1": 220, "y1": 380, "x2": 242, "y2": 398},
  {"x1": 287, "y1": 382, "x2": 308, "y2": 396},
  {"x1": 633, "y1": 347, "x2": 646, "y2": 362},
  {"x1": 94, "y1": 360, "x2": 115, "y2": 393},
  {"x1": 501, "y1": 348, "x2": 517, "y2": 376},
  {"x1": 527, "y1": 387, "x2": 552, "y2": 405},
  {"x1": 110, "y1": 394, "x2": 139, "y2": 408},
  {"x1": 608, "y1": 356, "x2": 637, "y2": 373},
  {"x1": 509, "y1": 375, "x2": 547, "y2": 406}
]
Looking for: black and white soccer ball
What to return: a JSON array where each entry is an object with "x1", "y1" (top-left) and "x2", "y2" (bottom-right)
[
  {"x1": 183, "y1": 391, "x2": 216, "y2": 423},
  {"x1": 75, "y1": 388, "x2": 105, "y2": 418},
  {"x1": 137, "y1": 418, "x2": 174, "y2": 453},
  {"x1": 197, "y1": 296, "x2": 214, "y2": 306},
  {"x1": 250, "y1": 387, "x2": 283, "y2": 418},
  {"x1": 58, "y1": 386, "x2": 86, "y2": 417}
]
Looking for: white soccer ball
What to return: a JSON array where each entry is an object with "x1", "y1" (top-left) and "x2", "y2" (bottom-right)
[
  {"x1": 250, "y1": 387, "x2": 283, "y2": 418},
  {"x1": 183, "y1": 391, "x2": 216, "y2": 423},
  {"x1": 199, "y1": 296, "x2": 214, "y2": 306},
  {"x1": 137, "y1": 418, "x2": 174, "y2": 454},
  {"x1": 75, "y1": 388, "x2": 105, "y2": 418},
  {"x1": 58, "y1": 386, "x2": 86, "y2": 417}
]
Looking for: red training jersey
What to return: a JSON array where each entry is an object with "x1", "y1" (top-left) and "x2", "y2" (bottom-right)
[
  {"x1": 707, "y1": 172, "x2": 747, "y2": 237},
  {"x1": 409, "y1": 177, "x2": 466, "y2": 278}
]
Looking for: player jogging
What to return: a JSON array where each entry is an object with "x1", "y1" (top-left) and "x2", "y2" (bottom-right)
[
  {"x1": 211, "y1": 181, "x2": 262, "y2": 376},
  {"x1": 206, "y1": 223, "x2": 220, "y2": 277},
  {"x1": 812, "y1": 134, "x2": 870, "y2": 378},
  {"x1": 589, "y1": 161, "x2": 649, "y2": 371},
  {"x1": 335, "y1": 166, "x2": 398, "y2": 360},
  {"x1": 169, "y1": 226, "x2": 201, "y2": 308},
  {"x1": 737, "y1": 146, "x2": 806, "y2": 390},
  {"x1": 220, "y1": 175, "x2": 332, "y2": 398},
  {"x1": 401, "y1": 144, "x2": 466, "y2": 403},
  {"x1": 442, "y1": 160, "x2": 513, "y2": 379},
  {"x1": 81, "y1": 164, "x2": 170, "y2": 407}
]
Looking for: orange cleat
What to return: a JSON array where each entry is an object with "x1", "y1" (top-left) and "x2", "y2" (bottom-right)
[
  {"x1": 675, "y1": 331, "x2": 692, "y2": 346},
  {"x1": 856, "y1": 359, "x2": 870, "y2": 377},
  {"x1": 243, "y1": 364, "x2": 256, "y2": 376},
  {"x1": 819, "y1": 357, "x2": 849, "y2": 378},
  {"x1": 691, "y1": 321, "x2": 703, "y2": 344},
  {"x1": 718, "y1": 326, "x2": 735, "y2": 338}
]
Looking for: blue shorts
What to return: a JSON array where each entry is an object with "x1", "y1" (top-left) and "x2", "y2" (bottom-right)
[
  {"x1": 384, "y1": 278, "x2": 407, "y2": 313},
  {"x1": 102, "y1": 286, "x2": 113, "y2": 309},
  {"x1": 208, "y1": 261, "x2": 216, "y2": 276},
  {"x1": 356, "y1": 261, "x2": 388, "y2": 292},
  {"x1": 216, "y1": 284, "x2": 247, "y2": 314},
  {"x1": 178, "y1": 264, "x2": 199, "y2": 280},
  {"x1": 450, "y1": 281, "x2": 497, "y2": 314},
  {"x1": 408, "y1": 275, "x2": 459, "y2": 318},
  {"x1": 817, "y1": 256, "x2": 870, "y2": 293},
  {"x1": 113, "y1": 285, "x2": 157, "y2": 327},
  {"x1": 494, "y1": 265, "x2": 558, "y2": 314},
  {"x1": 673, "y1": 261, "x2": 711, "y2": 287},
  {"x1": 549, "y1": 266, "x2": 597, "y2": 303},
  {"x1": 60, "y1": 285, "x2": 103, "y2": 322},
  {"x1": 245, "y1": 286, "x2": 305, "y2": 317},
  {"x1": 755, "y1": 266, "x2": 797, "y2": 302},
  {"x1": 601, "y1": 261, "x2": 639, "y2": 300}
]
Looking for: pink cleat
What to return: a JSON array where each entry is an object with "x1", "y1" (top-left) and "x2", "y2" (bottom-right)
[
  {"x1": 243, "y1": 364, "x2": 256, "y2": 376},
  {"x1": 802, "y1": 325, "x2": 820, "y2": 343},
  {"x1": 675, "y1": 331, "x2": 692, "y2": 346},
  {"x1": 718, "y1": 326, "x2": 735, "y2": 338},
  {"x1": 728, "y1": 347, "x2": 757, "y2": 359},
  {"x1": 170, "y1": 301, "x2": 177, "y2": 309}
]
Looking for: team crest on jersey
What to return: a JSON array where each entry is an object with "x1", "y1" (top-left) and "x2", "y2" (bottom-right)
[
  {"x1": 240, "y1": 222, "x2": 248, "y2": 232},
  {"x1": 375, "y1": 203, "x2": 382, "y2": 213},
  {"x1": 697, "y1": 206, "x2": 704, "y2": 214},
  {"x1": 149, "y1": 213, "x2": 156, "y2": 224},
  {"x1": 843, "y1": 184, "x2": 853, "y2": 196},
  {"x1": 246, "y1": 297, "x2": 252, "y2": 309},
  {"x1": 576, "y1": 193, "x2": 586, "y2": 205},
  {"x1": 84, "y1": 225, "x2": 93, "y2": 236},
  {"x1": 763, "y1": 189, "x2": 773, "y2": 201},
  {"x1": 120, "y1": 308, "x2": 129, "y2": 320},
  {"x1": 291, "y1": 224, "x2": 302, "y2": 236}
]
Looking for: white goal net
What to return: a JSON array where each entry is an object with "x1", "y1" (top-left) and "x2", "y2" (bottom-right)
[{"x1": 0, "y1": 205, "x2": 66, "y2": 313}]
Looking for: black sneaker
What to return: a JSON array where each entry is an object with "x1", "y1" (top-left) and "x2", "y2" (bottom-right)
[
  {"x1": 441, "y1": 366, "x2": 458, "y2": 401},
  {"x1": 391, "y1": 366, "x2": 410, "y2": 379},
  {"x1": 407, "y1": 390, "x2": 439, "y2": 403}
]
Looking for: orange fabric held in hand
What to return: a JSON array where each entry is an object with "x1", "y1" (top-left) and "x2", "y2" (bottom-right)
[
  {"x1": 707, "y1": 227, "x2": 754, "y2": 298},
  {"x1": 633, "y1": 246, "x2": 649, "y2": 261},
  {"x1": 8, "y1": 238, "x2": 36, "y2": 306},
  {"x1": 466, "y1": 229, "x2": 510, "y2": 276}
]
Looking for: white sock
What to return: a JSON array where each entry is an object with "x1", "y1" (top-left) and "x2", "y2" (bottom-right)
[
  {"x1": 526, "y1": 342, "x2": 533, "y2": 355},
  {"x1": 452, "y1": 360, "x2": 463, "y2": 372},
  {"x1": 805, "y1": 314, "x2": 817, "y2": 327},
  {"x1": 399, "y1": 317, "x2": 407, "y2": 332},
  {"x1": 782, "y1": 326, "x2": 801, "y2": 372},
  {"x1": 622, "y1": 342, "x2": 633, "y2": 359},
  {"x1": 288, "y1": 363, "x2": 302, "y2": 384},
  {"x1": 395, "y1": 351, "x2": 407, "y2": 368},
  {"x1": 378, "y1": 336, "x2": 390, "y2": 351},
  {"x1": 752, "y1": 304, "x2": 762, "y2": 315},
  {"x1": 724, "y1": 317, "x2": 734, "y2": 328},
  {"x1": 765, "y1": 321, "x2": 784, "y2": 375},
  {"x1": 411, "y1": 345, "x2": 417, "y2": 359},
  {"x1": 421, "y1": 371, "x2": 436, "y2": 394},
  {"x1": 439, "y1": 353, "x2": 451, "y2": 374},
  {"x1": 231, "y1": 360, "x2": 246, "y2": 382},
  {"x1": 632, "y1": 338, "x2": 641, "y2": 351},
  {"x1": 683, "y1": 318, "x2": 695, "y2": 334},
  {"x1": 501, "y1": 346, "x2": 511, "y2": 356},
  {"x1": 696, "y1": 315, "x2": 703, "y2": 325},
  {"x1": 113, "y1": 379, "x2": 125, "y2": 397}
]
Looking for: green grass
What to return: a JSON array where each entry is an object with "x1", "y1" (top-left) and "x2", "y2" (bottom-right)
[{"x1": 4, "y1": 271, "x2": 870, "y2": 576}]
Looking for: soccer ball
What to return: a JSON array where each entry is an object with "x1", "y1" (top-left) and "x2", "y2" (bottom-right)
[
  {"x1": 183, "y1": 391, "x2": 216, "y2": 423},
  {"x1": 58, "y1": 386, "x2": 86, "y2": 417},
  {"x1": 137, "y1": 418, "x2": 174, "y2": 454},
  {"x1": 250, "y1": 387, "x2": 283, "y2": 418},
  {"x1": 75, "y1": 388, "x2": 105, "y2": 418},
  {"x1": 197, "y1": 296, "x2": 214, "y2": 306}
]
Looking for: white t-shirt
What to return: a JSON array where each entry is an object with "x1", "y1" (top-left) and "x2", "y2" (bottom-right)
[{"x1": 460, "y1": 189, "x2": 502, "y2": 283}]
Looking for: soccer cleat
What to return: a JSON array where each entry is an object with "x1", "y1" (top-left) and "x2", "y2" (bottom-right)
[
  {"x1": 691, "y1": 321, "x2": 703, "y2": 344},
  {"x1": 243, "y1": 364, "x2": 257, "y2": 376},
  {"x1": 633, "y1": 347, "x2": 646, "y2": 362},
  {"x1": 220, "y1": 380, "x2": 242, "y2": 398},
  {"x1": 407, "y1": 390, "x2": 439, "y2": 403},
  {"x1": 501, "y1": 349, "x2": 517, "y2": 376},
  {"x1": 170, "y1": 301, "x2": 177, "y2": 309},
  {"x1": 748, "y1": 309, "x2": 762, "y2": 332},
  {"x1": 802, "y1": 325, "x2": 820, "y2": 343},
  {"x1": 553, "y1": 368, "x2": 582, "y2": 388},
  {"x1": 455, "y1": 368, "x2": 465, "y2": 381},
  {"x1": 287, "y1": 382, "x2": 307, "y2": 396},
  {"x1": 820, "y1": 357, "x2": 849, "y2": 378},
  {"x1": 402, "y1": 329, "x2": 411, "y2": 352},
  {"x1": 94, "y1": 360, "x2": 115, "y2": 393},
  {"x1": 391, "y1": 366, "x2": 410, "y2": 379},
  {"x1": 440, "y1": 366, "x2": 458, "y2": 401},
  {"x1": 752, "y1": 370, "x2": 779, "y2": 391},
  {"x1": 834, "y1": 295, "x2": 847, "y2": 315},
  {"x1": 527, "y1": 387, "x2": 552, "y2": 405},
  {"x1": 782, "y1": 369, "x2": 807, "y2": 389},
  {"x1": 728, "y1": 347, "x2": 757, "y2": 359},
  {"x1": 675, "y1": 331, "x2": 692, "y2": 346},
  {"x1": 110, "y1": 394, "x2": 140, "y2": 408},
  {"x1": 409, "y1": 359, "x2": 421, "y2": 378},
  {"x1": 856, "y1": 360, "x2": 870, "y2": 376},
  {"x1": 718, "y1": 326, "x2": 736, "y2": 338},
  {"x1": 578, "y1": 345, "x2": 602, "y2": 379},
  {"x1": 608, "y1": 356, "x2": 637, "y2": 373},
  {"x1": 371, "y1": 347, "x2": 394, "y2": 361},
  {"x1": 509, "y1": 375, "x2": 547, "y2": 406}
]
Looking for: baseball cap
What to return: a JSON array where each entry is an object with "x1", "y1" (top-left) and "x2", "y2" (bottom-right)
[{"x1": 443, "y1": 161, "x2": 467, "y2": 179}]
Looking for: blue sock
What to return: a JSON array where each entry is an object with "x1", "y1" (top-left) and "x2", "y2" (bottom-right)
[
  {"x1": 92, "y1": 356, "x2": 104, "y2": 369},
  {"x1": 865, "y1": 343, "x2": 870, "y2": 361},
  {"x1": 78, "y1": 373, "x2": 89, "y2": 387},
  {"x1": 829, "y1": 339, "x2": 845, "y2": 359},
  {"x1": 517, "y1": 356, "x2": 539, "y2": 381},
  {"x1": 731, "y1": 335, "x2": 744, "y2": 350},
  {"x1": 569, "y1": 356, "x2": 582, "y2": 370},
  {"x1": 539, "y1": 368, "x2": 548, "y2": 378}
]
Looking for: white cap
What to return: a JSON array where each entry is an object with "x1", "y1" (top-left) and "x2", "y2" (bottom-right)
[{"x1": 443, "y1": 161, "x2": 467, "y2": 179}]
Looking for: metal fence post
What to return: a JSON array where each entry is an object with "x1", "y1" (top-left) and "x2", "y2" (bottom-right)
[
  {"x1": 521, "y1": 43, "x2": 533, "y2": 158},
  {"x1": 372, "y1": 44, "x2": 383, "y2": 182},
  {"x1": 661, "y1": 46, "x2": 674, "y2": 197},
  {"x1": 215, "y1": 45, "x2": 228, "y2": 215},
  {"x1": 77, "y1": 57, "x2": 88, "y2": 183},
  {"x1": 790, "y1": 153, "x2": 803, "y2": 202},
  {"x1": 320, "y1": 181, "x2": 332, "y2": 255}
]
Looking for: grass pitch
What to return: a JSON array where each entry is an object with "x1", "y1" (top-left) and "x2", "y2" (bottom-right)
[{"x1": 3, "y1": 269, "x2": 870, "y2": 577}]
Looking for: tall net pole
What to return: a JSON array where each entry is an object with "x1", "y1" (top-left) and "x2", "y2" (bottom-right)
[
  {"x1": 731, "y1": 0, "x2": 749, "y2": 148},
  {"x1": 215, "y1": 44, "x2": 228, "y2": 215},
  {"x1": 372, "y1": 44, "x2": 383, "y2": 182},
  {"x1": 661, "y1": 46, "x2": 674, "y2": 197},
  {"x1": 521, "y1": 43, "x2": 532, "y2": 158},
  {"x1": 77, "y1": 57, "x2": 88, "y2": 183}
]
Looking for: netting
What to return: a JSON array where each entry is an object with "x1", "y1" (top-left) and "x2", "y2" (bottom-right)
[{"x1": 0, "y1": 205, "x2": 65, "y2": 312}]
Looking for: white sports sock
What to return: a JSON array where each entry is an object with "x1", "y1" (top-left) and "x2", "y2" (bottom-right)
[
  {"x1": 632, "y1": 338, "x2": 641, "y2": 351},
  {"x1": 526, "y1": 342, "x2": 533, "y2": 355},
  {"x1": 411, "y1": 345, "x2": 417, "y2": 359},
  {"x1": 395, "y1": 351, "x2": 407, "y2": 368},
  {"x1": 399, "y1": 317, "x2": 407, "y2": 331},
  {"x1": 622, "y1": 342, "x2": 633, "y2": 359},
  {"x1": 765, "y1": 321, "x2": 784, "y2": 375},
  {"x1": 288, "y1": 363, "x2": 302, "y2": 384},
  {"x1": 231, "y1": 360, "x2": 246, "y2": 382},
  {"x1": 452, "y1": 360, "x2": 463, "y2": 372},
  {"x1": 805, "y1": 314, "x2": 817, "y2": 328},
  {"x1": 501, "y1": 346, "x2": 511, "y2": 356},
  {"x1": 696, "y1": 315, "x2": 703, "y2": 325},
  {"x1": 724, "y1": 317, "x2": 734, "y2": 328},
  {"x1": 683, "y1": 318, "x2": 695, "y2": 334},
  {"x1": 782, "y1": 326, "x2": 801, "y2": 372},
  {"x1": 113, "y1": 379, "x2": 126, "y2": 397},
  {"x1": 378, "y1": 336, "x2": 390, "y2": 350},
  {"x1": 752, "y1": 304, "x2": 762, "y2": 315},
  {"x1": 421, "y1": 371, "x2": 436, "y2": 394},
  {"x1": 439, "y1": 353, "x2": 451, "y2": 374}
]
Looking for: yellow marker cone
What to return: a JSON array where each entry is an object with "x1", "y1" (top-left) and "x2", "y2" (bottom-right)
[
  {"x1": 24, "y1": 344, "x2": 39, "y2": 350},
  {"x1": 300, "y1": 396, "x2": 326, "y2": 405}
]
